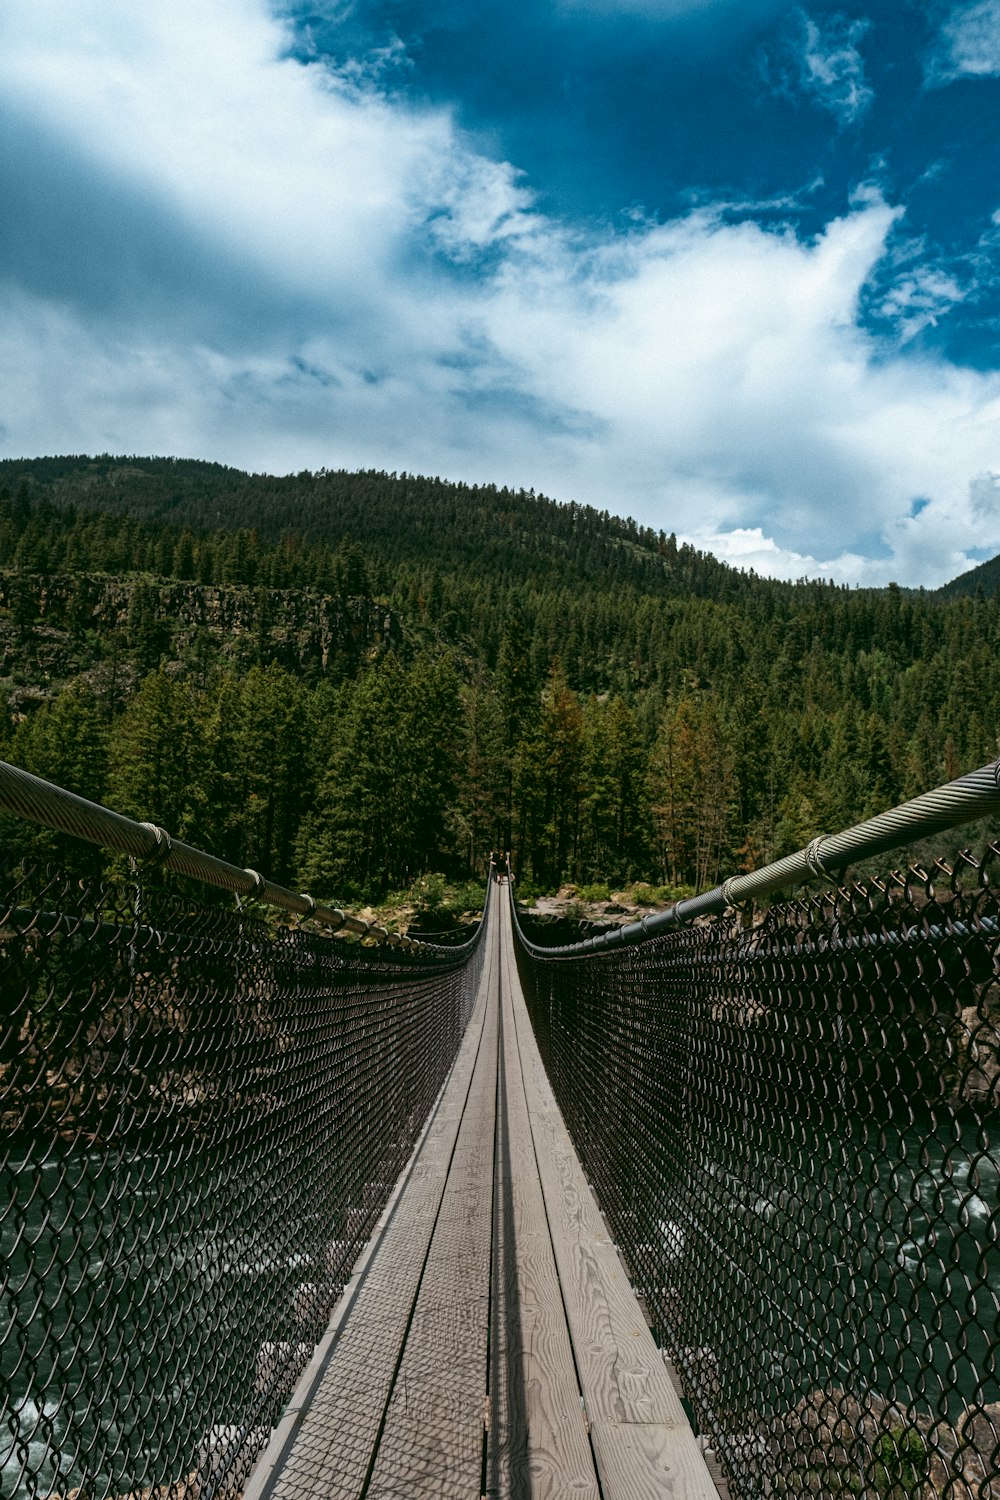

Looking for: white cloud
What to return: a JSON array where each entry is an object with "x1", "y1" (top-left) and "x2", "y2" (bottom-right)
[
  {"x1": 874, "y1": 264, "x2": 968, "y2": 342},
  {"x1": 683, "y1": 504, "x2": 998, "y2": 588},
  {"x1": 0, "y1": 0, "x2": 999, "y2": 588},
  {"x1": 791, "y1": 9, "x2": 874, "y2": 123},
  {"x1": 0, "y1": 0, "x2": 543, "y2": 301},
  {"x1": 675, "y1": 525, "x2": 872, "y2": 583},
  {"x1": 927, "y1": 0, "x2": 1000, "y2": 83}
]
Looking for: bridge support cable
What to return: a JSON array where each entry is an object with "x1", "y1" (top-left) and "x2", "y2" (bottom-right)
[
  {"x1": 509, "y1": 777, "x2": 1000, "y2": 1500},
  {"x1": 513, "y1": 755, "x2": 1000, "y2": 957},
  {"x1": 0, "y1": 756, "x2": 479, "y2": 952}
]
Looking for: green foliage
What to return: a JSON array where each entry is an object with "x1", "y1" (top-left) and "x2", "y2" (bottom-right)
[
  {"x1": 0, "y1": 685, "x2": 109, "y2": 874},
  {"x1": 411, "y1": 871, "x2": 448, "y2": 912},
  {"x1": 208, "y1": 664, "x2": 309, "y2": 884},
  {"x1": 107, "y1": 670, "x2": 212, "y2": 845},
  {"x1": 773, "y1": 1424, "x2": 930, "y2": 1499},
  {"x1": 575, "y1": 882, "x2": 611, "y2": 902},
  {"x1": 297, "y1": 648, "x2": 462, "y2": 898},
  {"x1": 364, "y1": 874, "x2": 486, "y2": 928},
  {"x1": 869, "y1": 1426, "x2": 930, "y2": 1499},
  {"x1": 581, "y1": 696, "x2": 646, "y2": 883},
  {"x1": 648, "y1": 685, "x2": 733, "y2": 888},
  {"x1": 0, "y1": 459, "x2": 998, "y2": 906},
  {"x1": 626, "y1": 881, "x2": 695, "y2": 905},
  {"x1": 514, "y1": 661, "x2": 585, "y2": 886}
]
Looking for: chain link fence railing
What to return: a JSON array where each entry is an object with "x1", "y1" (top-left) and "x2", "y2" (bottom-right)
[
  {"x1": 514, "y1": 847, "x2": 1000, "y2": 1499},
  {"x1": 1, "y1": 856, "x2": 489, "y2": 1500}
]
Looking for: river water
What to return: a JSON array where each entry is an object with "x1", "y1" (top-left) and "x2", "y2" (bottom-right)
[
  {"x1": 673, "y1": 1111, "x2": 1000, "y2": 1429},
  {"x1": 1, "y1": 1140, "x2": 329, "y2": 1500},
  {"x1": 2, "y1": 1121, "x2": 998, "y2": 1497}
]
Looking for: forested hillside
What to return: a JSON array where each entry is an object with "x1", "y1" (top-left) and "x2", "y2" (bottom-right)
[
  {"x1": 1, "y1": 456, "x2": 998, "y2": 901},
  {"x1": 939, "y1": 552, "x2": 1000, "y2": 601}
]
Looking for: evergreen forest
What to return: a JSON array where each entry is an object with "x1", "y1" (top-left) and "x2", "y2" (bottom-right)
[{"x1": 1, "y1": 454, "x2": 998, "y2": 903}]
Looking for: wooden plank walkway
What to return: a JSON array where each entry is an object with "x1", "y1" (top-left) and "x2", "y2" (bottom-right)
[{"x1": 244, "y1": 881, "x2": 718, "y2": 1500}]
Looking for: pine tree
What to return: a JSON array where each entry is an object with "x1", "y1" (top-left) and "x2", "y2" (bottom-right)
[
  {"x1": 2, "y1": 686, "x2": 109, "y2": 873},
  {"x1": 127, "y1": 584, "x2": 167, "y2": 671},
  {"x1": 457, "y1": 671, "x2": 507, "y2": 872},
  {"x1": 515, "y1": 661, "x2": 583, "y2": 885},
  {"x1": 582, "y1": 696, "x2": 647, "y2": 882},
  {"x1": 108, "y1": 670, "x2": 211, "y2": 844},
  {"x1": 495, "y1": 601, "x2": 537, "y2": 852},
  {"x1": 298, "y1": 649, "x2": 463, "y2": 897},
  {"x1": 208, "y1": 664, "x2": 309, "y2": 884},
  {"x1": 648, "y1": 688, "x2": 730, "y2": 890}
]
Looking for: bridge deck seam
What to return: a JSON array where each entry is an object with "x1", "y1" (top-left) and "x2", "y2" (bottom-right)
[
  {"x1": 500, "y1": 894, "x2": 720, "y2": 1499},
  {"x1": 244, "y1": 881, "x2": 719, "y2": 1499},
  {"x1": 243, "y1": 894, "x2": 498, "y2": 1500}
]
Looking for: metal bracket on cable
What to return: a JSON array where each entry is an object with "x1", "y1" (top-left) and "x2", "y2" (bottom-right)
[
  {"x1": 297, "y1": 893, "x2": 317, "y2": 923},
  {"x1": 137, "y1": 823, "x2": 174, "y2": 867},
  {"x1": 722, "y1": 875, "x2": 754, "y2": 929},
  {"x1": 804, "y1": 836, "x2": 839, "y2": 885},
  {"x1": 243, "y1": 868, "x2": 267, "y2": 899}
]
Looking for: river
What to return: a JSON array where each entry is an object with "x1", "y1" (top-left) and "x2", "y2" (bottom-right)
[
  {"x1": 2, "y1": 1120, "x2": 997, "y2": 1497},
  {"x1": 1, "y1": 1139, "x2": 333, "y2": 1500}
]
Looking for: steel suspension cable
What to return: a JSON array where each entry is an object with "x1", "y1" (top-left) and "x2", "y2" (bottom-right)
[
  {"x1": 0, "y1": 757, "x2": 480, "y2": 956},
  {"x1": 510, "y1": 755, "x2": 1000, "y2": 956}
]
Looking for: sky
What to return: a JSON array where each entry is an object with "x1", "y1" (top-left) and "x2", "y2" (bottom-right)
[{"x1": 1, "y1": 0, "x2": 999, "y2": 586}]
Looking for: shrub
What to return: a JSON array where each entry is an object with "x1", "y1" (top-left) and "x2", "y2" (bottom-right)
[
  {"x1": 869, "y1": 1426, "x2": 929, "y2": 1498},
  {"x1": 628, "y1": 882, "x2": 696, "y2": 907},
  {"x1": 576, "y1": 882, "x2": 611, "y2": 903},
  {"x1": 411, "y1": 871, "x2": 447, "y2": 911}
]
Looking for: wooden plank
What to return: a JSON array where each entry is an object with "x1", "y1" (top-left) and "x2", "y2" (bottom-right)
[
  {"x1": 488, "y1": 928, "x2": 601, "y2": 1499},
  {"x1": 247, "y1": 894, "x2": 499, "y2": 1500},
  {"x1": 249, "y1": 884, "x2": 717, "y2": 1500},
  {"x1": 590, "y1": 1423, "x2": 719, "y2": 1491},
  {"x1": 365, "y1": 914, "x2": 500, "y2": 1498},
  {"x1": 501, "y1": 896, "x2": 719, "y2": 1500}
]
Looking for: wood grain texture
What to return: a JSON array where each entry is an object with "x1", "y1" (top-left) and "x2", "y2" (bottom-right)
[
  {"x1": 249, "y1": 885, "x2": 718, "y2": 1500},
  {"x1": 591, "y1": 1421, "x2": 718, "y2": 1496},
  {"x1": 259, "y1": 900, "x2": 499, "y2": 1500},
  {"x1": 488, "y1": 929, "x2": 600, "y2": 1499},
  {"x1": 365, "y1": 914, "x2": 500, "y2": 1498},
  {"x1": 500, "y1": 897, "x2": 720, "y2": 1500}
]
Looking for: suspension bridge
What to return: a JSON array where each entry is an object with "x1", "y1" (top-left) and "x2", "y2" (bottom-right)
[{"x1": 1, "y1": 756, "x2": 999, "y2": 1499}]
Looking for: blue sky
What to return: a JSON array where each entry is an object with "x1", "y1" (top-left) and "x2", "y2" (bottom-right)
[{"x1": 1, "y1": 0, "x2": 999, "y2": 585}]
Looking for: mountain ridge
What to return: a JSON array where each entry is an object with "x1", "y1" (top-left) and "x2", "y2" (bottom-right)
[
  {"x1": 937, "y1": 552, "x2": 1000, "y2": 601},
  {"x1": 4, "y1": 452, "x2": 983, "y2": 598},
  {"x1": 0, "y1": 453, "x2": 844, "y2": 602}
]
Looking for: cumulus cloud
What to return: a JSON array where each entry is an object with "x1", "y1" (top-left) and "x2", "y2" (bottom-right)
[
  {"x1": 675, "y1": 526, "x2": 873, "y2": 583},
  {"x1": 927, "y1": 0, "x2": 1000, "y2": 83},
  {"x1": 706, "y1": 516, "x2": 1000, "y2": 589},
  {"x1": 0, "y1": 0, "x2": 999, "y2": 588},
  {"x1": 0, "y1": 1, "x2": 542, "y2": 297}
]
